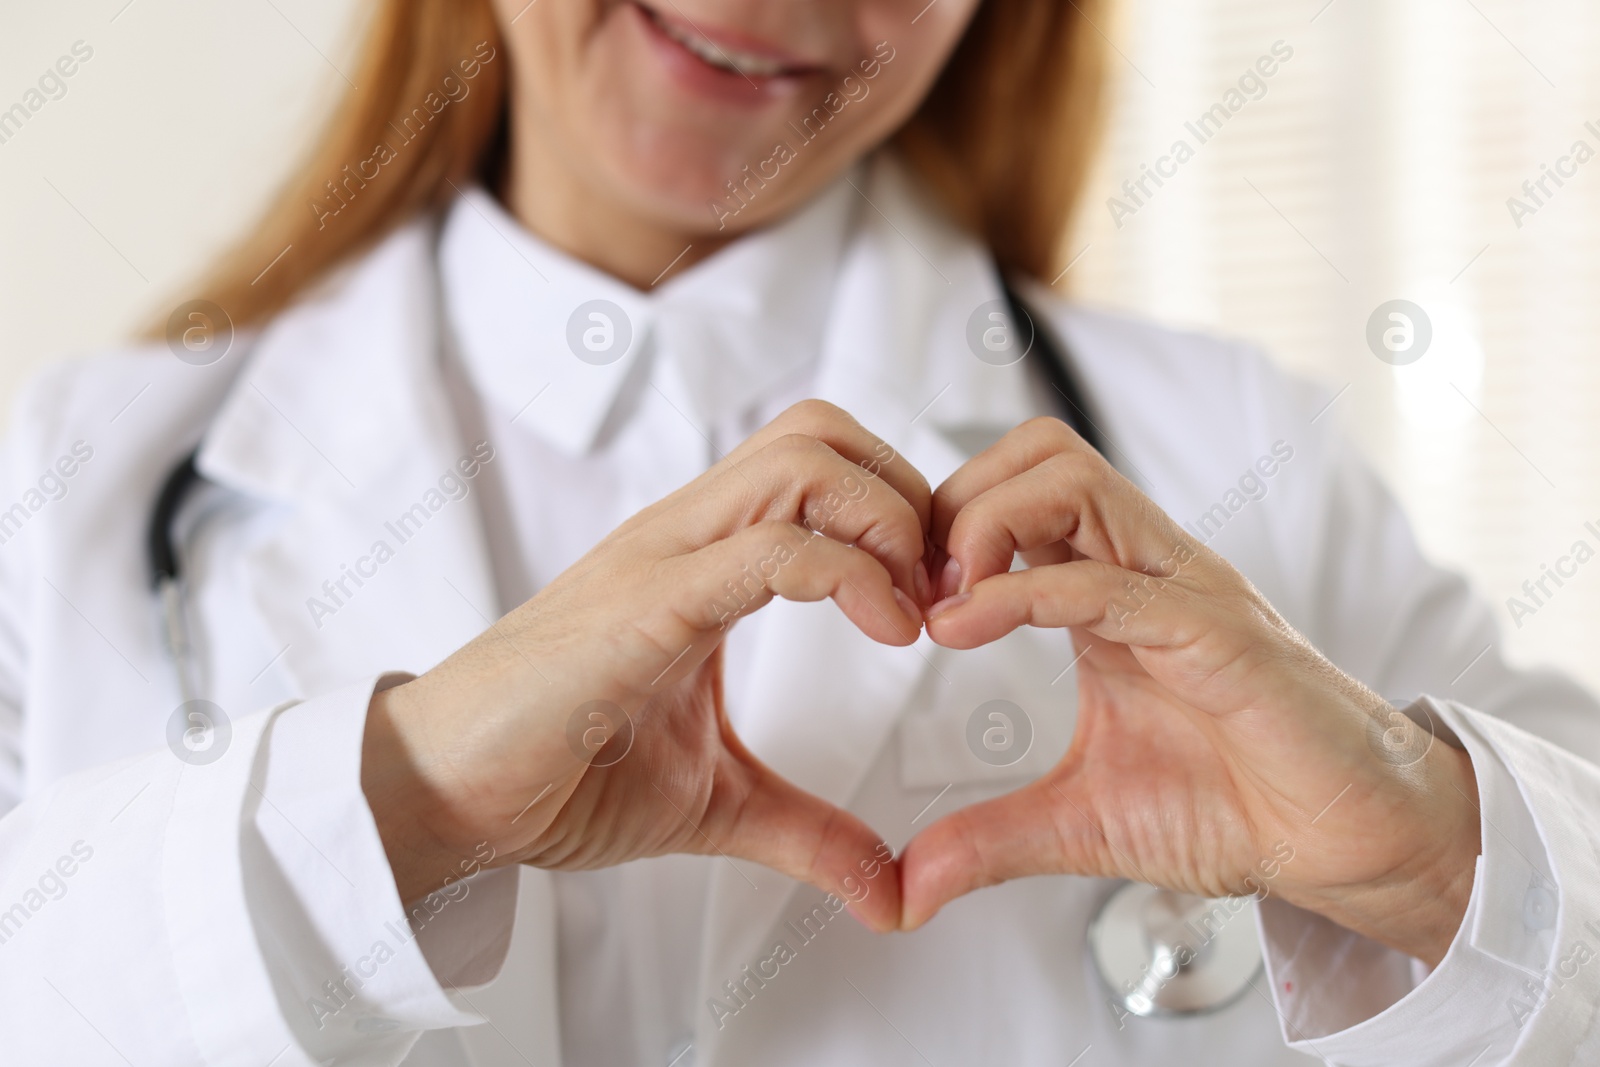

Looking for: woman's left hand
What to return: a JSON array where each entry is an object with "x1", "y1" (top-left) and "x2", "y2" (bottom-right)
[{"x1": 898, "y1": 418, "x2": 1481, "y2": 966}]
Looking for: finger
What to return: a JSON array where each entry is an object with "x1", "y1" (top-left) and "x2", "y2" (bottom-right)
[
  {"x1": 930, "y1": 416, "x2": 1090, "y2": 550},
  {"x1": 670, "y1": 521, "x2": 923, "y2": 646},
  {"x1": 640, "y1": 399, "x2": 933, "y2": 542},
  {"x1": 674, "y1": 435, "x2": 930, "y2": 603},
  {"x1": 898, "y1": 778, "x2": 1106, "y2": 930},
  {"x1": 942, "y1": 447, "x2": 1194, "y2": 595},
  {"x1": 715, "y1": 758, "x2": 903, "y2": 933},
  {"x1": 925, "y1": 557, "x2": 1214, "y2": 651},
  {"x1": 723, "y1": 399, "x2": 933, "y2": 534}
]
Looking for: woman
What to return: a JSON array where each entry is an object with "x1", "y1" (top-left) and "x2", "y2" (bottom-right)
[{"x1": 2, "y1": 1, "x2": 1596, "y2": 1064}]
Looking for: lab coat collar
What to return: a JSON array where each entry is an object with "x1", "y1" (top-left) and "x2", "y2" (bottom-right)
[
  {"x1": 193, "y1": 153, "x2": 1029, "y2": 510},
  {"x1": 197, "y1": 221, "x2": 451, "y2": 503},
  {"x1": 436, "y1": 170, "x2": 859, "y2": 455},
  {"x1": 193, "y1": 151, "x2": 1046, "y2": 1065},
  {"x1": 194, "y1": 221, "x2": 502, "y2": 696}
]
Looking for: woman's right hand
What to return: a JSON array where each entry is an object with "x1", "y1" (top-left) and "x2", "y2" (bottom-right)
[{"x1": 361, "y1": 400, "x2": 931, "y2": 931}]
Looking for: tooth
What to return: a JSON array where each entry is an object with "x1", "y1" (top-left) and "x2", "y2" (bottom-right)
[
  {"x1": 741, "y1": 56, "x2": 784, "y2": 77},
  {"x1": 662, "y1": 16, "x2": 787, "y2": 76}
]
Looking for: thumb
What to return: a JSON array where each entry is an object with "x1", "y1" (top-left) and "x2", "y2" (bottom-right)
[
  {"x1": 898, "y1": 776, "x2": 1108, "y2": 930},
  {"x1": 714, "y1": 758, "x2": 902, "y2": 933}
]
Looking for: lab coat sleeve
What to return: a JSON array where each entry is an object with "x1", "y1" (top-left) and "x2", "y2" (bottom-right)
[
  {"x1": 0, "y1": 366, "x2": 523, "y2": 1064},
  {"x1": 1258, "y1": 695, "x2": 1600, "y2": 1065},
  {"x1": 1246, "y1": 362, "x2": 1600, "y2": 1065},
  {"x1": 243, "y1": 672, "x2": 522, "y2": 1063},
  {"x1": 0, "y1": 673, "x2": 521, "y2": 1066}
]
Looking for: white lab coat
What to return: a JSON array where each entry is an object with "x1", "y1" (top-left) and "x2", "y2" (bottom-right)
[{"x1": 2, "y1": 156, "x2": 1598, "y2": 1067}]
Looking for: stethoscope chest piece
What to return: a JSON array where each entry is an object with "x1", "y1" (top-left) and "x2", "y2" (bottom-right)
[{"x1": 1088, "y1": 881, "x2": 1264, "y2": 1018}]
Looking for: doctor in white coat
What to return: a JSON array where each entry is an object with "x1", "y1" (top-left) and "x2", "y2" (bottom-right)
[{"x1": 3, "y1": 0, "x2": 1599, "y2": 1064}]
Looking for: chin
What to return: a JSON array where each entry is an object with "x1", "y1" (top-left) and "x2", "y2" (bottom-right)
[
  {"x1": 565, "y1": 0, "x2": 851, "y2": 235},
  {"x1": 589, "y1": 109, "x2": 816, "y2": 237},
  {"x1": 500, "y1": 0, "x2": 926, "y2": 240}
]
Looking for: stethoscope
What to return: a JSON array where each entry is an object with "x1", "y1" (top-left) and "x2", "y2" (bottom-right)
[
  {"x1": 149, "y1": 447, "x2": 204, "y2": 709},
  {"x1": 974, "y1": 285, "x2": 1265, "y2": 1019},
  {"x1": 144, "y1": 267, "x2": 1261, "y2": 1018}
]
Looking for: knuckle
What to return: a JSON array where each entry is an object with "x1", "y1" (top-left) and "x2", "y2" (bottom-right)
[
  {"x1": 782, "y1": 397, "x2": 851, "y2": 428},
  {"x1": 944, "y1": 497, "x2": 990, "y2": 555},
  {"x1": 861, "y1": 513, "x2": 921, "y2": 558},
  {"x1": 1020, "y1": 414, "x2": 1071, "y2": 443},
  {"x1": 930, "y1": 480, "x2": 962, "y2": 513},
  {"x1": 901, "y1": 462, "x2": 932, "y2": 500},
  {"x1": 1043, "y1": 447, "x2": 1098, "y2": 487},
  {"x1": 1050, "y1": 452, "x2": 1116, "y2": 512},
  {"x1": 1023, "y1": 415, "x2": 1086, "y2": 455},
  {"x1": 767, "y1": 432, "x2": 835, "y2": 463},
  {"x1": 756, "y1": 518, "x2": 808, "y2": 545},
  {"x1": 734, "y1": 520, "x2": 804, "y2": 564}
]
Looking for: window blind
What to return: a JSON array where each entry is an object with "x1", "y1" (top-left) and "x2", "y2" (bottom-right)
[{"x1": 1070, "y1": 0, "x2": 1600, "y2": 690}]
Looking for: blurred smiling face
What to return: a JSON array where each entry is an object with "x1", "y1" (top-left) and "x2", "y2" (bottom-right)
[{"x1": 490, "y1": 0, "x2": 979, "y2": 237}]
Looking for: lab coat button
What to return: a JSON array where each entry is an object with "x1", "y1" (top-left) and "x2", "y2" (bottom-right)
[{"x1": 1523, "y1": 884, "x2": 1557, "y2": 931}]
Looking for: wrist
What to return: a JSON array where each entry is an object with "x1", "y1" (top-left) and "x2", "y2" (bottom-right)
[
  {"x1": 361, "y1": 678, "x2": 486, "y2": 903},
  {"x1": 1301, "y1": 740, "x2": 1481, "y2": 967}
]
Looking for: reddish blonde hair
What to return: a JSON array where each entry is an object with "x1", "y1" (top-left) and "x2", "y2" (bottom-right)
[{"x1": 164, "y1": 0, "x2": 1108, "y2": 332}]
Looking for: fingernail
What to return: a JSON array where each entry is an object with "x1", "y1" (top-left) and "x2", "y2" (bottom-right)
[
  {"x1": 937, "y1": 556, "x2": 962, "y2": 600},
  {"x1": 925, "y1": 592, "x2": 971, "y2": 621},
  {"x1": 846, "y1": 905, "x2": 893, "y2": 933},
  {"x1": 892, "y1": 586, "x2": 922, "y2": 626},
  {"x1": 913, "y1": 559, "x2": 931, "y2": 605}
]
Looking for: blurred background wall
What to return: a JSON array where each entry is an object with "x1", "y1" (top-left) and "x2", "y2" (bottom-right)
[{"x1": 2, "y1": 0, "x2": 1597, "y2": 689}]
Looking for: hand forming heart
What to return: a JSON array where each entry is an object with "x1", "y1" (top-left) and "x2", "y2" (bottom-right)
[
  {"x1": 365, "y1": 400, "x2": 929, "y2": 932},
  {"x1": 365, "y1": 403, "x2": 1480, "y2": 965},
  {"x1": 899, "y1": 417, "x2": 1480, "y2": 965}
]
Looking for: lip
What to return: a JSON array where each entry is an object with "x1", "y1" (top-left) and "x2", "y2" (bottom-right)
[
  {"x1": 632, "y1": 0, "x2": 824, "y2": 73},
  {"x1": 625, "y1": 1, "x2": 824, "y2": 104}
]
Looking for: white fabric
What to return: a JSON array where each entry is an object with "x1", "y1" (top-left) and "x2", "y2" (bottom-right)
[
  {"x1": 435, "y1": 171, "x2": 861, "y2": 1067},
  {"x1": 1256, "y1": 696, "x2": 1557, "y2": 1065},
  {"x1": 0, "y1": 151, "x2": 1596, "y2": 1066}
]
